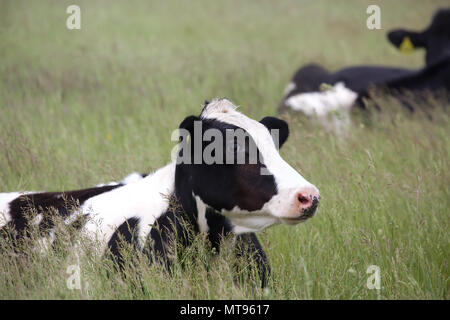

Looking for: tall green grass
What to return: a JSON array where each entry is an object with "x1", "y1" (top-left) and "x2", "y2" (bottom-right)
[{"x1": 0, "y1": 0, "x2": 448, "y2": 299}]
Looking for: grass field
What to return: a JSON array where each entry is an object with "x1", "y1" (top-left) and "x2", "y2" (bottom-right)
[{"x1": 0, "y1": 0, "x2": 449, "y2": 299}]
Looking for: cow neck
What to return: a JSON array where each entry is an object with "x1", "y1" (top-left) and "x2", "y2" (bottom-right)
[
  {"x1": 173, "y1": 163, "x2": 200, "y2": 234},
  {"x1": 173, "y1": 163, "x2": 233, "y2": 240}
]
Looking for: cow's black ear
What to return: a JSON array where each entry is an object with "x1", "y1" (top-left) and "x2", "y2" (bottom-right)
[
  {"x1": 260, "y1": 117, "x2": 289, "y2": 149},
  {"x1": 179, "y1": 115, "x2": 200, "y2": 139},
  {"x1": 387, "y1": 29, "x2": 426, "y2": 49}
]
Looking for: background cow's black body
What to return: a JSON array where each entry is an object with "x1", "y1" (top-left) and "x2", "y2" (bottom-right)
[
  {"x1": 283, "y1": 63, "x2": 414, "y2": 100},
  {"x1": 382, "y1": 55, "x2": 450, "y2": 92}
]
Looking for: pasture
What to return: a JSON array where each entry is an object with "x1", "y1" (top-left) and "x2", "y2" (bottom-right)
[{"x1": 0, "y1": 0, "x2": 448, "y2": 299}]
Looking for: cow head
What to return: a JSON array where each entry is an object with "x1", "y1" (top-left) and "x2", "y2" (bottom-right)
[
  {"x1": 174, "y1": 99, "x2": 320, "y2": 233},
  {"x1": 388, "y1": 8, "x2": 450, "y2": 66}
]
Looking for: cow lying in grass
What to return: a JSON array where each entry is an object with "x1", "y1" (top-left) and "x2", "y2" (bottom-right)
[
  {"x1": 0, "y1": 99, "x2": 320, "y2": 287},
  {"x1": 279, "y1": 8, "x2": 450, "y2": 129},
  {"x1": 0, "y1": 171, "x2": 147, "y2": 228}
]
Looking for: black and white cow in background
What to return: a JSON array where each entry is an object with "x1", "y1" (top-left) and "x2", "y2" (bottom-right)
[
  {"x1": 0, "y1": 99, "x2": 320, "y2": 287},
  {"x1": 279, "y1": 8, "x2": 450, "y2": 129}
]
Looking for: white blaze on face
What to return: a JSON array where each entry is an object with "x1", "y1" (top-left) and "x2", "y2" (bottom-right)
[{"x1": 201, "y1": 99, "x2": 319, "y2": 233}]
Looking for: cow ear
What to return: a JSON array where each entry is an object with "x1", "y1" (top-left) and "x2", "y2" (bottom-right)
[
  {"x1": 177, "y1": 116, "x2": 200, "y2": 163},
  {"x1": 260, "y1": 117, "x2": 289, "y2": 149},
  {"x1": 387, "y1": 29, "x2": 426, "y2": 50},
  {"x1": 178, "y1": 115, "x2": 200, "y2": 140}
]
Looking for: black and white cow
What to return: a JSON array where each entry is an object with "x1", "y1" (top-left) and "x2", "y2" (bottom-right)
[
  {"x1": 279, "y1": 8, "x2": 450, "y2": 127},
  {"x1": 0, "y1": 99, "x2": 320, "y2": 287}
]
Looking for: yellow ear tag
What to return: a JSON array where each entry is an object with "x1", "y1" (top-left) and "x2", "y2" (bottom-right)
[{"x1": 399, "y1": 36, "x2": 414, "y2": 53}]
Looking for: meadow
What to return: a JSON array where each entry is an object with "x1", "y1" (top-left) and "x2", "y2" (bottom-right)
[{"x1": 0, "y1": 0, "x2": 448, "y2": 299}]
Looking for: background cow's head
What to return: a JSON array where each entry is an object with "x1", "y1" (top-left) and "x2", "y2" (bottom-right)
[
  {"x1": 175, "y1": 99, "x2": 320, "y2": 233},
  {"x1": 388, "y1": 8, "x2": 450, "y2": 66}
]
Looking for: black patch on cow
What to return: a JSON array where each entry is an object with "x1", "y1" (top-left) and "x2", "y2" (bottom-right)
[
  {"x1": 234, "y1": 233, "x2": 271, "y2": 288},
  {"x1": 144, "y1": 195, "x2": 198, "y2": 270},
  {"x1": 146, "y1": 211, "x2": 174, "y2": 269},
  {"x1": 107, "y1": 217, "x2": 141, "y2": 269},
  {"x1": 205, "y1": 207, "x2": 233, "y2": 252},
  {"x1": 285, "y1": 64, "x2": 330, "y2": 98},
  {"x1": 379, "y1": 58, "x2": 450, "y2": 95},
  {"x1": 8, "y1": 184, "x2": 121, "y2": 237}
]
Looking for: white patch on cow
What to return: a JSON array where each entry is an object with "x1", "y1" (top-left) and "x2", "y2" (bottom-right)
[
  {"x1": 95, "y1": 182, "x2": 118, "y2": 187},
  {"x1": 120, "y1": 172, "x2": 146, "y2": 185},
  {"x1": 283, "y1": 82, "x2": 296, "y2": 96},
  {"x1": 79, "y1": 163, "x2": 175, "y2": 250},
  {"x1": 0, "y1": 192, "x2": 18, "y2": 227},
  {"x1": 285, "y1": 82, "x2": 357, "y2": 117},
  {"x1": 195, "y1": 194, "x2": 209, "y2": 233},
  {"x1": 95, "y1": 172, "x2": 145, "y2": 187},
  {"x1": 285, "y1": 82, "x2": 357, "y2": 134},
  {"x1": 224, "y1": 209, "x2": 280, "y2": 234},
  {"x1": 32, "y1": 213, "x2": 43, "y2": 226},
  {"x1": 200, "y1": 99, "x2": 319, "y2": 229}
]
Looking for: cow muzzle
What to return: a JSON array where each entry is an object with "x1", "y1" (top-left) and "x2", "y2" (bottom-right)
[{"x1": 279, "y1": 186, "x2": 320, "y2": 224}]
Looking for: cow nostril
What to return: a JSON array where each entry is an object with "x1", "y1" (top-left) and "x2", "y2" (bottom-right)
[{"x1": 297, "y1": 194, "x2": 310, "y2": 205}]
